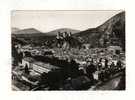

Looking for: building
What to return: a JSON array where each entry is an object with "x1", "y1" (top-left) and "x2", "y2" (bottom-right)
[
  {"x1": 107, "y1": 46, "x2": 122, "y2": 55},
  {"x1": 82, "y1": 44, "x2": 91, "y2": 50},
  {"x1": 22, "y1": 57, "x2": 35, "y2": 69},
  {"x1": 32, "y1": 61, "x2": 60, "y2": 74},
  {"x1": 22, "y1": 57, "x2": 60, "y2": 74}
]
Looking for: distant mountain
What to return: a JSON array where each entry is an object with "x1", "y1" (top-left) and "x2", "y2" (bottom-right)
[
  {"x1": 12, "y1": 28, "x2": 43, "y2": 34},
  {"x1": 45, "y1": 28, "x2": 80, "y2": 36},
  {"x1": 11, "y1": 27, "x2": 20, "y2": 33},
  {"x1": 12, "y1": 11, "x2": 125, "y2": 50},
  {"x1": 12, "y1": 28, "x2": 81, "y2": 47},
  {"x1": 74, "y1": 11, "x2": 125, "y2": 50}
]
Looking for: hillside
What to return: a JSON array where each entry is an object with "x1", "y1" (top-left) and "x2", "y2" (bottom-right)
[
  {"x1": 12, "y1": 28, "x2": 43, "y2": 34},
  {"x1": 11, "y1": 27, "x2": 20, "y2": 33},
  {"x1": 12, "y1": 11, "x2": 125, "y2": 50},
  {"x1": 45, "y1": 28, "x2": 80, "y2": 36},
  {"x1": 74, "y1": 11, "x2": 125, "y2": 50}
]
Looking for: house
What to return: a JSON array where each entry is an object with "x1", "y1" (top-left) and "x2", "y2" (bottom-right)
[
  {"x1": 82, "y1": 44, "x2": 91, "y2": 50},
  {"x1": 93, "y1": 71, "x2": 100, "y2": 80},
  {"x1": 22, "y1": 57, "x2": 35, "y2": 69},
  {"x1": 107, "y1": 46, "x2": 122, "y2": 55}
]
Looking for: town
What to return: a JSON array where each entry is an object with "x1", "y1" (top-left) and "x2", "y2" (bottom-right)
[
  {"x1": 11, "y1": 11, "x2": 125, "y2": 91},
  {"x1": 12, "y1": 30, "x2": 125, "y2": 90}
]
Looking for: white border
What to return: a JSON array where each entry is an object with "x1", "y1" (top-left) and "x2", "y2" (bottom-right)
[{"x1": 0, "y1": 0, "x2": 135, "y2": 100}]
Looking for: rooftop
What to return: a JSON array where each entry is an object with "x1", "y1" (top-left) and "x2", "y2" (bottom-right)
[
  {"x1": 33, "y1": 61, "x2": 60, "y2": 70},
  {"x1": 23, "y1": 57, "x2": 35, "y2": 62}
]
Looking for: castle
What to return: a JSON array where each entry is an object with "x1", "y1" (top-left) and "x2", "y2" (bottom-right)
[{"x1": 56, "y1": 31, "x2": 72, "y2": 49}]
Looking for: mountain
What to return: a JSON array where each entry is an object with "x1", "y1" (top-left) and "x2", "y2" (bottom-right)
[
  {"x1": 12, "y1": 28, "x2": 43, "y2": 34},
  {"x1": 12, "y1": 11, "x2": 125, "y2": 50},
  {"x1": 11, "y1": 27, "x2": 20, "y2": 33},
  {"x1": 74, "y1": 11, "x2": 125, "y2": 50},
  {"x1": 12, "y1": 28, "x2": 81, "y2": 47},
  {"x1": 45, "y1": 28, "x2": 80, "y2": 36},
  {"x1": 12, "y1": 28, "x2": 47, "y2": 39},
  {"x1": 11, "y1": 28, "x2": 55, "y2": 46},
  {"x1": 97, "y1": 11, "x2": 125, "y2": 34}
]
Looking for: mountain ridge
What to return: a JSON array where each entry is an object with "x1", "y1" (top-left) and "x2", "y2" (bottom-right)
[
  {"x1": 74, "y1": 11, "x2": 125, "y2": 50},
  {"x1": 12, "y1": 28, "x2": 43, "y2": 34},
  {"x1": 11, "y1": 27, "x2": 20, "y2": 33},
  {"x1": 45, "y1": 28, "x2": 80, "y2": 36},
  {"x1": 12, "y1": 11, "x2": 125, "y2": 50}
]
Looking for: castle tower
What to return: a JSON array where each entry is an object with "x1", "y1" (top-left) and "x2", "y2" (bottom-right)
[
  {"x1": 63, "y1": 32, "x2": 67, "y2": 38},
  {"x1": 68, "y1": 32, "x2": 71, "y2": 37},
  {"x1": 56, "y1": 32, "x2": 60, "y2": 39}
]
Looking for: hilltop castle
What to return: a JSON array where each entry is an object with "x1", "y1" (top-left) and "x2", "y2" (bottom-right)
[{"x1": 56, "y1": 31, "x2": 72, "y2": 49}]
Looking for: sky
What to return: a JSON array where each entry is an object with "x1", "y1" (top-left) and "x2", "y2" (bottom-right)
[{"x1": 11, "y1": 10, "x2": 122, "y2": 32}]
